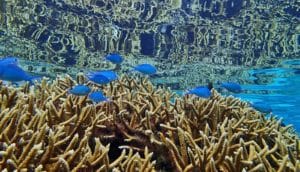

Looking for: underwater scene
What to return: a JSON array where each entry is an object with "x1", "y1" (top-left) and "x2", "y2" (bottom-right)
[{"x1": 0, "y1": 0, "x2": 299, "y2": 171}]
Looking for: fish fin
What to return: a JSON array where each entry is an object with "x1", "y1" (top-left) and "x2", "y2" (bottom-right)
[
  {"x1": 207, "y1": 82, "x2": 213, "y2": 90},
  {"x1": 114, "y1": 64, "x2": 121, "y2": 71}
]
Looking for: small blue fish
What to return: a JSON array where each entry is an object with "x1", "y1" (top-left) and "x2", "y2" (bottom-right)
[
  {"x1": 133, "y1": 64, "x2": 157, "y2": 75},
  {"x1": 88, "y1": 91, "x2": 108, "y2": 103},
  {"x1": 0, "y1": 56, "x2": 18, "y2": 66},
  {"x1": 88, "y1": 70, "x2": 118, "y2": 82},
  {"x1": 105, "y1": 53, "x2": 123, "y2": 64},
  {"x1": 0, "y1": 64, "x2": 35, "y2": 84},
  {"x1": 186, "y1": 86, "x2": 211, "y2": 98},
  {"x1": 87, "y1": 73, "x2": 111, "y2": 85},
  {"x1": 220, "y1": 82, "x2": 242, "y2": 93},
  {"x1": 250, "y1": 102, "x2": 272, "y2": 113},
  {"x1": 69, "y1": 85, "x2": 91, "y2": 96}
]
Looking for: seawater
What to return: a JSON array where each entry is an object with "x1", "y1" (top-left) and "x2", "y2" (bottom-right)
[
  {"x1": 175, "y1": 59, "x2": 300, "y2": 133},
  {"x1": 238, "y1": 59, "x2": 300, "y2": 133}
]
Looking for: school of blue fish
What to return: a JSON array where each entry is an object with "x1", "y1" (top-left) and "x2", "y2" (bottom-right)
[{"x1": 0, "y1": 54, "x2": 271, "y2": 113}]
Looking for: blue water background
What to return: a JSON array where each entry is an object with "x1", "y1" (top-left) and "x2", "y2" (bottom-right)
[
  {"x1": 239, "y1": 59, "x2": 300, "y2": 133},
  {"x1": 176, "y1": 59, "x2": 300, "y2": 133}
]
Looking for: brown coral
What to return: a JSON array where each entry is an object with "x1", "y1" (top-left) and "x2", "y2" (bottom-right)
[{"x1": 0, "y1": 75, "x2": 299, "y2": 171}]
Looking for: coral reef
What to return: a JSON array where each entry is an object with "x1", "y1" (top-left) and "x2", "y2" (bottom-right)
[{"x1": 0, "y1": 75, "x2": 299, "y2": 171}]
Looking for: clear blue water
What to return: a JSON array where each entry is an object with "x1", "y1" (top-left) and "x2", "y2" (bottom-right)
[
  {"x1": 238, "y1": 59, "x2": 300, "y2": 133},
  {"x1": 175, "y1": 59, "x2": 300, "y2": 133}
]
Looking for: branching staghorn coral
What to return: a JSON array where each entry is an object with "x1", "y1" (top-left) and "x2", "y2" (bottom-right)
[{"x1": 0, "y1": 75, "x2": 299, "y2": 171}]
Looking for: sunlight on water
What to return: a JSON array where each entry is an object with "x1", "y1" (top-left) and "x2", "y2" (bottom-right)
[
  {"x1": 238, "y1": 59, "x2": 300, "y2": 133},
  {"x1": 174, "y1": 59, "x2": 300, "y2": 133}
]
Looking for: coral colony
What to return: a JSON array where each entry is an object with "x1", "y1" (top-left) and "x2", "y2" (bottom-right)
[{"x1": 0, "y1": 56, "x2": 299, "y2": 171}]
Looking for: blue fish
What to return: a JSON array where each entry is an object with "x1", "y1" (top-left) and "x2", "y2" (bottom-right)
[
  {"x1": 0, "y1": 64, "x2": 36, "y2": 84},
  {"x1": 69, "y1": 85, "x2": 91, "y2": 96},
  {"x1": 220, "y1": 82, "x2": 242, "y2": 93},
  {"x1": 0, "y1": 56, "x2": 18, "y2": 66},
  {"x1": 87, "y1": 73, "x2": 111, "y2": 85},
  {"x1": 250, "y1": 102, "x2": 272, "y2": 113},
  {"x1": 105, "y1": 53, "x2": 123, "y2": 64},
  {"x1": 88, "y1": 70, "x2": 118, "y2": 82},
  {"x1": 186, "y1": 86, "x2": 211, "y2": 98},
  {"x1": 133, "y1": 64, "x2": 157, "y2": 75},
  {"x1": 88, "y1": 91, "x2": 108, "y2": 103}
]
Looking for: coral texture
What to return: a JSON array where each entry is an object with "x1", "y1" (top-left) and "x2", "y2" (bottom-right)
[{"x1": 0, "y1": 75, "x2": 299, "y2": 171}]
